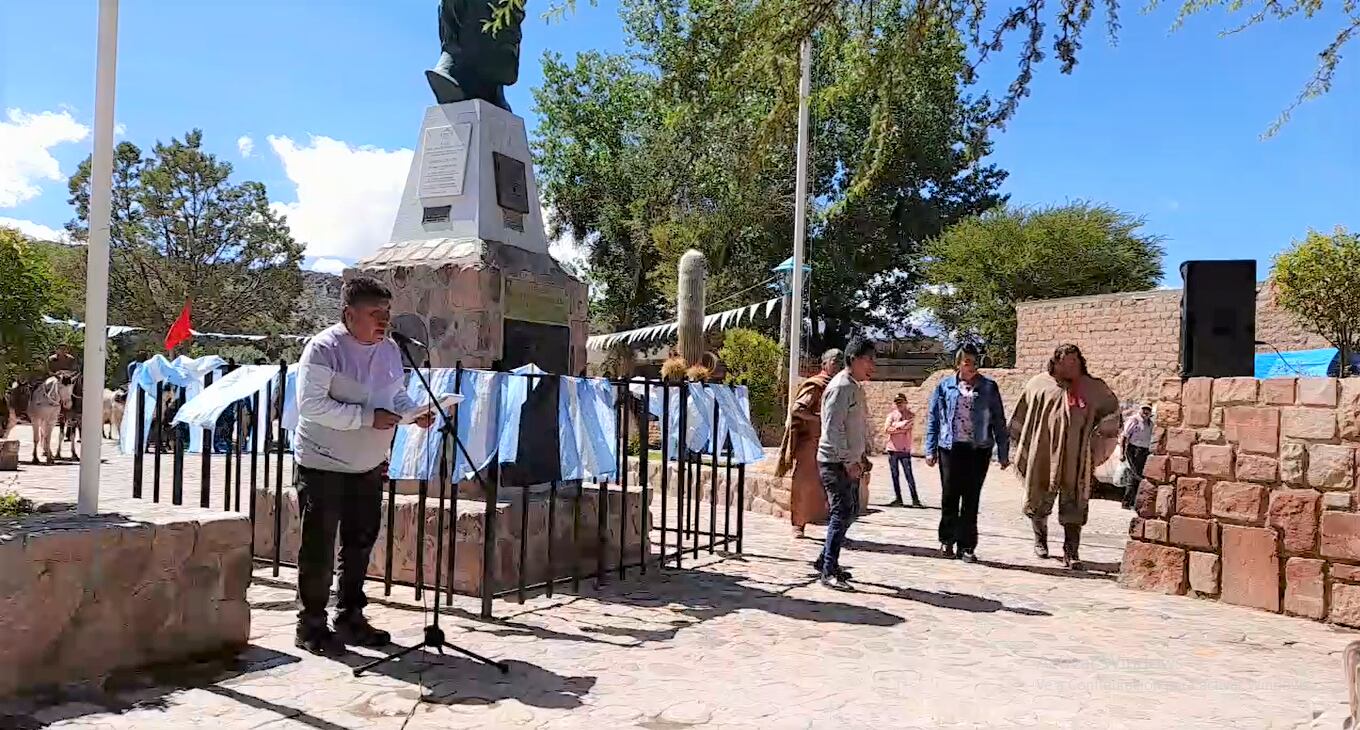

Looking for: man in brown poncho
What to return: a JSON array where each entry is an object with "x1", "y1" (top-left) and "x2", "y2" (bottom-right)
[
  {"x1": 1009, "y1": 344, "x2": 1119, "y2": 570},
  {"x1": 777, "y1": 348, "x2": 843, "y2": 538}
]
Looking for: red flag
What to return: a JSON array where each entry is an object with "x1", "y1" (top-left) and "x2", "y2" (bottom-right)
[{"x1": 164, "y1": 301, "x2": 193, "y2": 352}]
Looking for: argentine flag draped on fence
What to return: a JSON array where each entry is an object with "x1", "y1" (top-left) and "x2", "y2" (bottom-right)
[
  {"x1": 388, "y1": 368, "x2": 507, "y2": 481},
  {"x1": 119, "y1": 354, "x2": 225, "y2": 454},
  {"x1": 559, "y1": 376, "x2": 617, "y2": 480}
]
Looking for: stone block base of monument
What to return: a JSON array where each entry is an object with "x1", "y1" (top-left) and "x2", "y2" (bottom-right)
[
  {"x1": 0, "y1": 508, "x2": 252, "y2": 698},
  {"x1": 251, "y1": 483, "x2": 646, "y2": 596}
]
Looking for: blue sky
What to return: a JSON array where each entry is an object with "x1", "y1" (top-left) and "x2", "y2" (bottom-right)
[{"x1": 0, "y1": 1, "x2": 1355, "y2": 284}]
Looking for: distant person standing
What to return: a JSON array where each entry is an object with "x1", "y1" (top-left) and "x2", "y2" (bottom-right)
[
  {"x1": 883, "y1": 393, "x2": 922, "y2": 508},
  {"x1": 1010, "y1": 343, "x2": 1119, "y2": 570},
  {"x1": 1119, "y1": 404, "x2": 1155, "y2": 508},
  {"x1": 48, "y1": 342, "x2": 78, "y2": 374},
  {"x1": 814, "y1": 337, "x2": 876, "y2": 591},
  {"x1": 776, "y1": 348, "x2": 843, "y2": 538},
  {"x1": 924, "y1": 345, "x2": 1009, "y2": 563}
]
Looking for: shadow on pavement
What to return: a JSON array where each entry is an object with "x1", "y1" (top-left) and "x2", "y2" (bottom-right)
[
  {"x1": 852, "y1": 579, "x2": 1052, "y2": 616},
  {"x1": 335, "y1": 652, "x2": 596, "y2": 711},
  {"x1": 843, "y1": 537, "x2": 1120, "y2": 582}
]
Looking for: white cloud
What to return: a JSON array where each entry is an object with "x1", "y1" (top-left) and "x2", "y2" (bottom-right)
[
  {"x1": 0, "y1": 216, "x2": 71, "y2": 243},
  {"x1": 308, "y1": 257, "x2": 348, "y2": 275},
  {"x1": 0, "y1": 108, "x2": 90, "y2": 208},
  {"x1": 267, "y1": 135, "x2": 412, "y2": 260},
  {"x1": 237, "y1": 135, "x2": 254, "y2": 158}
]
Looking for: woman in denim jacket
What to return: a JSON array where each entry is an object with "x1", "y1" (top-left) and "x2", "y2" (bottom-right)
[{"x1": 924, "y1": 345, "x2": 1010, "y2": 562}]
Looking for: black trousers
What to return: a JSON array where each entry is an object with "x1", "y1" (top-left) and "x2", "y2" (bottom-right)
[
  {"x1": 296, "y1": 464, "x2": 384, "y2": 627},
  {"x1": 937, "y1": 444, "x2": 991, "y2": 552},
  {"x1": 1122, "y1": 444, "x2": 1150, "y2": 506}
]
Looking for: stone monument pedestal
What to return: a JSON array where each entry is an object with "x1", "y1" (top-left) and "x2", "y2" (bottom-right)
[{"x1": 355, "y1": 100, "x2": 586, "y2": 372}]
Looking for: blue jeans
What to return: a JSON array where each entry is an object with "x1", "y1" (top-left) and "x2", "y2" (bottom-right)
[
  {"x1": 817, "y1": 462, "x2": 858, "y2": 577},
  {"x1": 887, "y1": 451, "x2": 919, "y2": 504}
]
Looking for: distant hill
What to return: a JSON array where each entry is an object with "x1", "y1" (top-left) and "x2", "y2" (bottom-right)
[{"x1": 297, "y1": 270, "x2": 342, "y2": 330}]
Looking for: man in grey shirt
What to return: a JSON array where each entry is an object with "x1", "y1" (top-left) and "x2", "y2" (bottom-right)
[{"x1": 815, "y1": 337, "x2": 876, "y2": 590}]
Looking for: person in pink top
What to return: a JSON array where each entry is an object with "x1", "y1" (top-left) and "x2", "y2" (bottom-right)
[{"x1": 883, "y1": 393, "x2": 922, "y2": 507}]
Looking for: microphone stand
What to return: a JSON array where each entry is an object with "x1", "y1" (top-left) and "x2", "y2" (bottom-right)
[{"x1": 354, "y1": 342, "x2": 509, "y2": 677}]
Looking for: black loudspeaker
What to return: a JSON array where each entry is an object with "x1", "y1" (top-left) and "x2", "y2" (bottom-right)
[{"x1": 1180, "y1": 260, "x2": 1257, "y2": 378}]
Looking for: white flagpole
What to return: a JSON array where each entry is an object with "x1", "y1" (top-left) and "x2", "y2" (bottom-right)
[
  {"x1": 78, "y1": 0, "x2": 121, "y2": 516},
  {"x1": 786, "y1": 36, "x2": 813, "y2": 405}
]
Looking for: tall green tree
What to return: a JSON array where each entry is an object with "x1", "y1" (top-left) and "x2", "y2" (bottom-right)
[
  {"x1": 534, "y1": 0, "x2": 1005, "y2": 352},
  {"x1": 66, "y1": 130, "x2": 305, "y2": 336},
  {"x1": 923, "y1": 203, "x2": 1165, "y2": 365},
  {"x1": 510, "y1": 0, "x2": 1352, "y2": 135},
  {"x1": 1271, "y1": 227, "x2": 1360, "y2": 376},
  {"x1": 0, "y1": 227, "x2": 61, "y2": 385}
]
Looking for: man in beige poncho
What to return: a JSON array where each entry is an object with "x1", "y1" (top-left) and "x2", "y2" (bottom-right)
[
  {"x1": 776, "y1": 349, "x2": 843, "y2": 538},
  {"x1": 1009, "y1": 344, "x2": 1119, "y2": 570}
]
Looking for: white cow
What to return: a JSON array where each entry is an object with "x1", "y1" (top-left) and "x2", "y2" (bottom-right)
[{"x1": 28, "y1": 373, "x2": 74, "y2": 464}]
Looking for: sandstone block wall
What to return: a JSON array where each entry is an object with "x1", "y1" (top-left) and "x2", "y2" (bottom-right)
[
  {"x1": 0, "y1": 511, "x2": 252, "y2": 697},
  {"x1": 1120, "y1": 376, "x2": 1360, "y2": 627}
]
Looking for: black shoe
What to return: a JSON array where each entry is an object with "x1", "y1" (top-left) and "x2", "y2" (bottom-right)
[
  {"x1": 811, "y1": 559, "x2": 852, "y2": 580},
  {"x1": 295, "y1": 624, "x2": 345, "y2": 656},
  {"x1": 334, "y1": 614, "x2": 391, "y2": 648},
  {"x1": 911, "y1": 501, "x2": 925, "y2": 509},
  {"x1": 959, "y1": 551, "x2": 978, "y2": 564},
  {"x1": 941, "y1": 543, "x2": 955, "y2": 558},
  {"x1": 820, "y1": 574, "x2": 853, "y2": 592},
  {"x1": 886, "y1": 498, "x2": 905, "y2": 507}
]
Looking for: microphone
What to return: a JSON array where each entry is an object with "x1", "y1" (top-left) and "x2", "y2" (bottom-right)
[{"x1": 390, "y1": 331, "x2": 427, "y2": 349}]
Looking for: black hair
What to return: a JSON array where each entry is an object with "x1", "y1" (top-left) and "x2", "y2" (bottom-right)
[
  {"x1": 342, "y1": 276, "x2": 392, "y2": 308},
  {"x1": 1047, "y1": 343, "x2": 1090, "y2": 377},
  {"x1": 845, "y1": 337, "x2": 877, "y2": 362},
  {"x1": 954, "y1": 343, "x2": 982, "y2": 368}
]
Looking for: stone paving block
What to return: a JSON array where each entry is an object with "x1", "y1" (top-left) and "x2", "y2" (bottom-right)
[
  {"x1": 1143, "y1": 455, "x2": 1170, "y2": 484},
  {"x1": 1296, "y1": 378, "x2": 1338, "y2": 407},
  {"x1": 1223, "y1": 406, "x2": 1280, "y2": 455},
  {"x1": 1329, "y1": 582, "x2": 1360, "y2": 628},
  {"x1": 1281, "y1": 442, "x2": 1307, "y2": 486},
  {"x1": 1220, "y1": 525, "x2": 1281, "y2": 613},
  {"x1": 1283, "y1": 408, "x2": 1337, "y2": 440},
  {"x1": 1174, "y1": 478, "x2": 1211, "y2": 518},
  {"x1": 1268, "y1": 489, "x2": 1320, "y2": 555},
  {"x1": 1212, "y1": 482, "x2": 1268, "y2": 525},
  {"x1": 1188, "y1": 551, "x2": 1220, "y2": 595},
  {"x1": 1144, "y1": 519, "x2": 1169, "y2": 543},
  {"x1": 1235, "y1": 454, "x2": 1278, "y2": 483},
  {"x1": 1168, "y1": 456, "x2": 1190, "y2": 477},
  {"x1": 1259, "y1": 378, "x2": 1296, "y2": 406},
  {"x1": 1165, "y1": 428, "x2": 1196, "y2": 456},
  {"x1": 1283, "y1": 558, "x2": 1326, "y2": 619},
  {"x1": 1183, "y1": 378, "x2": 1213, "y2": 427},
  {"x1": 1134, "y1": 480, "x2": 1158, "y2": 519},
  {"x1": 1341, "y1": 378, "x2": 1360, "y2": 441},
  {"x1": 1331, "y1": 563, "x2": 1360, "y2": 583},
  {"x1": 1323, "y1": 492, "x2": 1352, "y2": 511},
  {"x1": 1321, "y1": 511, "x2": 1360, "y2": 562},
  {"x1": 1169, "y1": 516, "x2": 1216, "y2": 551},
  {"x1": 1215, "y1": 377, "x2": 1258, "y2": 405},
  {"x1": 1155, "y1": 402, "x2": 1182, "y2": 427},
  {"x1": 1119, "y1": 540, "x2": 1186, "y2": 595},
  {"x1": 1192, "y1": 444, "x2": 1234, "y2": 479},
  {"x1": 1155, "y1": 485, "x2": 1175, "y2": 518},
  {"x1": 1160, "y1": 377, "x2": 1183, "y2": 403},
  {"x1": 1128, "y1": 517, "x2": 1145, "y2": 539},
  {"x1": 1307, "y1": 444, "x2": 1353, "y2": 491}
]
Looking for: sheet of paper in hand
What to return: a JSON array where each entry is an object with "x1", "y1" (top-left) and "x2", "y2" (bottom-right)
[{"x1": 400, "y1": 393, "x2": 466, "y2": 425}]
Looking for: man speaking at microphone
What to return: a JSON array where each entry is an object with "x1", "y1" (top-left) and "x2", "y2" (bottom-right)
[{"x1": 293, "y1": 276, "x2": 434, "y2": 655}]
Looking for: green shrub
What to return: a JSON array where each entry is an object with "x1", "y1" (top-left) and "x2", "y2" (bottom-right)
[
  {"x1": 719, "y1": 328, "x2": 783, "y2": 431},
  {"x1": 0, "y1": 492, "x2": 36, "y2": 517}
]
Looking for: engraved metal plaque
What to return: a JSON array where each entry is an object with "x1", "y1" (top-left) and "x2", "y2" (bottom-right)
[
  {"x1": 422, "y1": 205, "x2": 451, "y2": 224},
  {"x1": 504, "y1": 279, "x2": 568, "y2": 325},
  {"x1": 418, "y1": 123, "x2": 471, "y2": 199},
  {"x1": 492, "y1": 151, "x2": 531, "y2": 214}
]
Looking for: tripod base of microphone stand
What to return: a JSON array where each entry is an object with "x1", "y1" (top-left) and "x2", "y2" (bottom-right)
[{"x1": 352, "y1": 624, "x2": 510, "y2": 677}]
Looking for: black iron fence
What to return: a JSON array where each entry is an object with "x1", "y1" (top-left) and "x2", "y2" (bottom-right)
[{"x1": 124, "y1": 361, "x2": 746, "y2": 618}]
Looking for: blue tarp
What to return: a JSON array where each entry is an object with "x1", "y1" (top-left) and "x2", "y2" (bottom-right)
[{"x1": 1255, "y1": 348, "x2": 1360, "y2": 378}]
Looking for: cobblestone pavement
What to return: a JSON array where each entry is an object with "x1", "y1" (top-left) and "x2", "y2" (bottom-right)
[{"x1": 2, "y1": 436, "x2": 1355, "y2": 729}]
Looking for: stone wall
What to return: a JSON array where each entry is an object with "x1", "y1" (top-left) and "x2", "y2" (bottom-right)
[
  {"x1": 1014, "y1": 285, "x2": 1328, "y2": 400},
  {"x1": 1119, "y1": 376, "x2": 1360, "y2": 628},
  {"x1": 0, "y1": 510, "x2": 252, "y2": 697}
]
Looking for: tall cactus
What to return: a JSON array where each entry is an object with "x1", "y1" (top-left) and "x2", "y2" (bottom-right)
[{"x1": 677, "y1": 249, "x2": 707, "y2": 367}]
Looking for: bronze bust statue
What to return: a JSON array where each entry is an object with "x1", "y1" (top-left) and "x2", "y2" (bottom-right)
[{"x1": 426, "y1": 0, "x2": 525, "y2": 112}]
